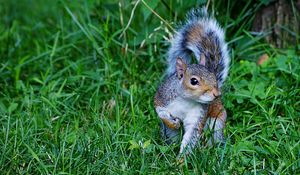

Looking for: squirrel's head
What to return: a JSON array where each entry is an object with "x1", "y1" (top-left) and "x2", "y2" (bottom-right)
[{"x1": 176, "y1": 57, "x2": 220, "y2": 103}]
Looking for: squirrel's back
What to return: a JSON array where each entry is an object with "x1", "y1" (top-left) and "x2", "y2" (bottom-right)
[{"x1": 167, "y1": 8, "x2": 230, "y2": 87}]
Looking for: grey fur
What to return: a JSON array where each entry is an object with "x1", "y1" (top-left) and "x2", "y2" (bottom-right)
[
  {"x1": 155, "y1": 62, "x2": 216, "y2": 154},
  {"x1": 155, "y1": 73, "x2": 180, "y2": 107},
  {"x1": 167, "y1": 7, "x2": 230, "y2": 88},
  {"x1": 156, "y1": 8, "x2": 229, "y2": 157}
]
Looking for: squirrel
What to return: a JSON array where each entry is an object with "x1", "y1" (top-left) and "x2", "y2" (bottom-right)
[{"x1": 154, "y1": 8, "x2": 230, "y2": 155}]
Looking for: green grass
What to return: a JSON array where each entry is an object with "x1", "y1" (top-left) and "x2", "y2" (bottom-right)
[{"x1": 0, "y1": 0, "x2": 300, "y2": 174}]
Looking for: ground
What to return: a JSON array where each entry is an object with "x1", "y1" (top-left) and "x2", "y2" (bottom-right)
[{"x1": 0, "y1": 0, "x2": 299, "y2": 174}]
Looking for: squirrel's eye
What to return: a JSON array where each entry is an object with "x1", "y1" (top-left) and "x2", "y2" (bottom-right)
[{"x1": 190, "y1": 78, "x2": 199, "y2": 86}]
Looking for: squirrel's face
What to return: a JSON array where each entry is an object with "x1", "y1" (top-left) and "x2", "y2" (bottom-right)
[{"x1": 176, "y1": 58, "x2": 219, "y2": 104}]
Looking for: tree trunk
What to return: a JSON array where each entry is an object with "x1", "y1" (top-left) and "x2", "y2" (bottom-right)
[{"x1": 252, "y1": 0, "x2": 300, "y2": 48}]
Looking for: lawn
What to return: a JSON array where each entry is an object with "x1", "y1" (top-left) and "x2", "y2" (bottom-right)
[{"x1": 0, "y1": 0, "x2": 299, "y2": 174}]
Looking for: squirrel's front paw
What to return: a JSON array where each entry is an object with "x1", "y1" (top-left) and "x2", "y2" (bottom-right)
[
  {"x1": 160, "y1": 116, "x2": 181, "y2": 130},
  {"x1": 172, "y1": 118, "x2": 181, "y2": 129},
  {"x1": 158, "y1": 110, "x2": 181, "y2": 130}
]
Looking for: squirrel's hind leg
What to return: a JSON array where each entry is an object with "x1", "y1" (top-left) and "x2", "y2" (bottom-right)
[
  {"x1": 205, "y1": 97, "x2": 227, "y2": 145},
  {"x1": 160, "y1": 122, "x2": 180, "y2": 144},
  {"x1": 206, "y1": 110, "x2": 226, "y2": 145}
]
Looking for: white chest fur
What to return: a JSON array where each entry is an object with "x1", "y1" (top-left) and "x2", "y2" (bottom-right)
[{"x1": 166, "y1": 97, "x2": 205, "y2": 128}]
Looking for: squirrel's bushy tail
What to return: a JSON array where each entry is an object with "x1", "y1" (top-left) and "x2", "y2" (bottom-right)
[{"x1": 167, "y1": 8, "x2": 230, "y2": 87}]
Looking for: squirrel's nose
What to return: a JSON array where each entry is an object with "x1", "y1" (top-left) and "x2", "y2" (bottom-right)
[{"x1": 212, "y1": 88, "x2": 220, "y2": 98}]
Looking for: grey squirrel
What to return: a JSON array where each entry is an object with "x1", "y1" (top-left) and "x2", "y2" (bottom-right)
[{"x1": 154, "y1": 8, "x2": 229, "y2": 155}]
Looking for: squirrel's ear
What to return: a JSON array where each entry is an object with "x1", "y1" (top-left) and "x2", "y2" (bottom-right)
[
  {"x1": 176, "y1": 57, "x2": 186, "y2": 79},
  {"x1": 200, "y1": 53, "x2": 206, "y2": 66}
]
